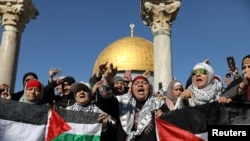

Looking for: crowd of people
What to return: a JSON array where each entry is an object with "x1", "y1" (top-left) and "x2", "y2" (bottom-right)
[{"x1": 0, "y1": 54, "x2": 250, "y2": 141}]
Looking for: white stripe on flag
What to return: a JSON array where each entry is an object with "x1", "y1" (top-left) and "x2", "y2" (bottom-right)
[
  {"x1": 66, "y1": 122, "x2": 102, "y2": 135},
  {"x1": 195, "y1": 132, "x2": 208, "y2": 141},
  {"x1": 0, "y1": 119, "x2": 46, "y2": 141}
]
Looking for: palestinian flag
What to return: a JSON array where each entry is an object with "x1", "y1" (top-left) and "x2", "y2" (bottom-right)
[
  {"x1": 3, "y1": 98, "x2": 250, "y2": 141},
  {"x1": 47, "y1": 108, "x2": 102, "y2": 141},
  {"x1": 0, "y1": 98, "x2": 48, "y2": 141},
  {"x1": 156, "y1": 102, "x2": 250, "y2": 141},
  {"x1": 0, "y1": 98, "x2": 102, "y2": 141}
]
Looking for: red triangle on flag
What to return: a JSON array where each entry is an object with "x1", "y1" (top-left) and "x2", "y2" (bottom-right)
[
  {"x1": 46, "y1": 110, "x2": 71, "y2": 141},
  {"x1": 156, "y1": 118, "x2": 205, "y2": 141}
]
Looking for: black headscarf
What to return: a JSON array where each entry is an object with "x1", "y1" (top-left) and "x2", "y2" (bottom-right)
[{"x1": 22, "y1": 72, "x2": 38, "y2": 87}]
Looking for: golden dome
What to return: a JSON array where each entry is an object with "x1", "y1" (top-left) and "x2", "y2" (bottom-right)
[{"x1": 93, "y1": 36, "x2": 154, "y2": 74}]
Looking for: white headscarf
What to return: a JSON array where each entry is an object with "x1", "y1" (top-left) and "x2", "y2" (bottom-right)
[{"x1": 193, "y1": 62, "x2": 214, "y2": 84}]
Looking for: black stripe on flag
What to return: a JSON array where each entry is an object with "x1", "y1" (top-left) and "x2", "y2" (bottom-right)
[
  {"x1": 55, "y1": 108, "x2": 100, "y2": 124},
  {"x1": 0, "y1": 98, "x2": 48, "y2": 125},
  {"x1": 159, "y1": 102, "x2": 250, "y2": 140}
]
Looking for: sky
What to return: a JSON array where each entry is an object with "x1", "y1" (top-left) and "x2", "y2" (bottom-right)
[{"x1": 2, "y1": 0, "x2": 249, "y2": 92}]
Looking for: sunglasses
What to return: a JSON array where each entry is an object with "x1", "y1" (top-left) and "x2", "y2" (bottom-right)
[{"x1": 191, "y1": 68, "x2": 208, "y2": 76}]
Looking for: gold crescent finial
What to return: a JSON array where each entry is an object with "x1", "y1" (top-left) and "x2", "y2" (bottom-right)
[{"x1": 130, "y1": 24, "x2": 135, "y2": 37}]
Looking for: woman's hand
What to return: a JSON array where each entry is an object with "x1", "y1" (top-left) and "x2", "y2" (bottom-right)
[
  {"x1": 142, "y1": 70, "x2": 151, "y2": 78},
  {"x1": 155, "y1": 110, "x2": 163, "y2": 118},
  {"x1": 98, "y1": 113, "x2": 109, "y2": 131},
  {"x1": 96, "y1": 62, "x2": 108, "y2": 78},
  {"x1": 104, "y1": 63, "x2": 117, "y2": 85},
  {"x1": 228, "y1": 66, "x2": 240, "y2": 79},
  {"x1": 92, "y1": 80, "x2": 103, "y2": 94},
  {"x1": 218, "y1": 96, "x2": 232, "y2": 104},
  {"x1": 180, "y1": 89, "x2": 194, "y2": 99},
  {"x1": 47, "y1": 100, "x2": 63, "y2": 109},
  {"x1": 0, "y1": 86, "x2": 11, "y2": 100}
]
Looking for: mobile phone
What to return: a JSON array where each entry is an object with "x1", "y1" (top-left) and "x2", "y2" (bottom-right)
[
  {"x1": 55, "y1": 68, "x2": 62, "y2": 76},
  {"x1": 226, "y1": 73, "x2": 231, "y2": 78},
  {"x1": 226, "y1": 56, "x2": 236, "y2": 71},
  {"x1": 158, "y1": 82, "x2": 162, "y2": 90}
]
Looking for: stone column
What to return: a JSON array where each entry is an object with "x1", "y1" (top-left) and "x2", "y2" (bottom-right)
[
  {"x1": 140, "y1": 0, "x2": 181, "y2": 93},
  {"x1": 0, "y1": 0, "x2": 38, "y2": 91}
]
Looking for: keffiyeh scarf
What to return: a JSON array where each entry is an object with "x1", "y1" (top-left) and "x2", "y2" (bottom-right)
[
  {"x1": 66, "y1": 103, "x2": 103, "y2": 113},
  {"x1": 116, "y1": 93, "x2": 164, "y2": 140},
  {"x1": 188, "y1": 79, "x2": 222, "y2": 105}
]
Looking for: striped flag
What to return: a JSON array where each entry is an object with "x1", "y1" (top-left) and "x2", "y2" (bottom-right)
[
  {"x1": 156, "y1": 118, "x2": 206, "y2": 141},
  {"x1": 156, "y1": 102, "x2": 250, "y2": 141},
  {"x1": 49, "y1": 109, "x2": 102, "y2": 141},
  {"x1": 0, "y1": 98, "x2": 102, "y2": 141},
  {"x1": 0, "y1": 98, "x2": 48, "y2": 141},
  {"x1": 46, "y1": 109, "x2": 71, "y2": 141},
  {"x1": 4, "y1": 97, "x2": 250, "y2": 141}
]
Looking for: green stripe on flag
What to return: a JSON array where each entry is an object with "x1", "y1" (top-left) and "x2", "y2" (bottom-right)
[
  {"x1": 52, "y1": 133, "x2": 100, "y2": 141},
  {"x1": 51, "y1": 121, "x2": 102, "y2": 141},
  {"x1": 49, "y1": 109, "x2": 102, "y2": 141}
]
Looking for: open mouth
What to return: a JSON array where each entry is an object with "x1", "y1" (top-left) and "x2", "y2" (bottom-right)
[
  {"x1": 79, "y1": 94, "x2": 86, "y2": 98},
  {"x1": 117, "y1": 87, "x2": 122, "y2": 91},
  {"x1": 137, "y1": 88, "x2": 145, "y2": 94},
  {"x1": 195, "y1": 78, "x2": 203, "y2": 83}
]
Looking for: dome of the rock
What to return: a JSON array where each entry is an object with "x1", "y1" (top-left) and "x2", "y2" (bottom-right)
[{"x1": 93, "y1": 36, "x2": 153, "y2": 74}]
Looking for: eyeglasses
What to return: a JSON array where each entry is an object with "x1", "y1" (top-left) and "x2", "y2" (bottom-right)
[{"x1": 191, "y1": 68, "x2": 208, "y2": 76}]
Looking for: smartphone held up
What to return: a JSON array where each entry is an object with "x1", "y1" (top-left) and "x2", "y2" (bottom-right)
[
  {"x1": 50, "y1": 68, "x2": 62, "y2": 76},
  {"x1": 55, "y1": 69, "x2": 62, "y2": 76},
  {"x1": 226, "y1": 56, "x2": 236, "y2": 71},
  {"x1": 226, "y1": 73, "x2": 231, "y2": 78}
]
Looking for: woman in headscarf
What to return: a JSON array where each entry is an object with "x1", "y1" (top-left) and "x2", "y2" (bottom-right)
[
  {"x1": 19, "y1": 79, "x2": 45, "y2": 105},
  {"x1": 165, "y1": 80, "x2": 184, "y2": 110},
  {"x1": 66, "y1": 82, "x2": 100, "y2": 112},
  {"x1": 66, "y1": 82, "x2": 116, "y2": 141},
  {"x1": 221, "y1": 54, "x2": 250, "y2": 102},
  {"x1": 179, "y1": 62, "x2": 223, "y2": 107},
  {"x1": 11, "y1": 72, "x2": 38, "y2": 101},
  {"x1": 95, "y1": 75, "x2": 168, "y2": 141}
]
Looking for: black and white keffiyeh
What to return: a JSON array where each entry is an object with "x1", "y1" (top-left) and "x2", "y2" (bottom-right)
[
  {"x1": 188, "y1": 79, "x2": 222, "y2": 105},
  {"x1": 66, "y1": 103, "x2": 103, "y2": 113},
  {"x1": 188, "y1": 62, "x2": 223, "y2": 106},
  {"x1": 116, "y1": 93, "x2": 164, "y2": 140}
]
